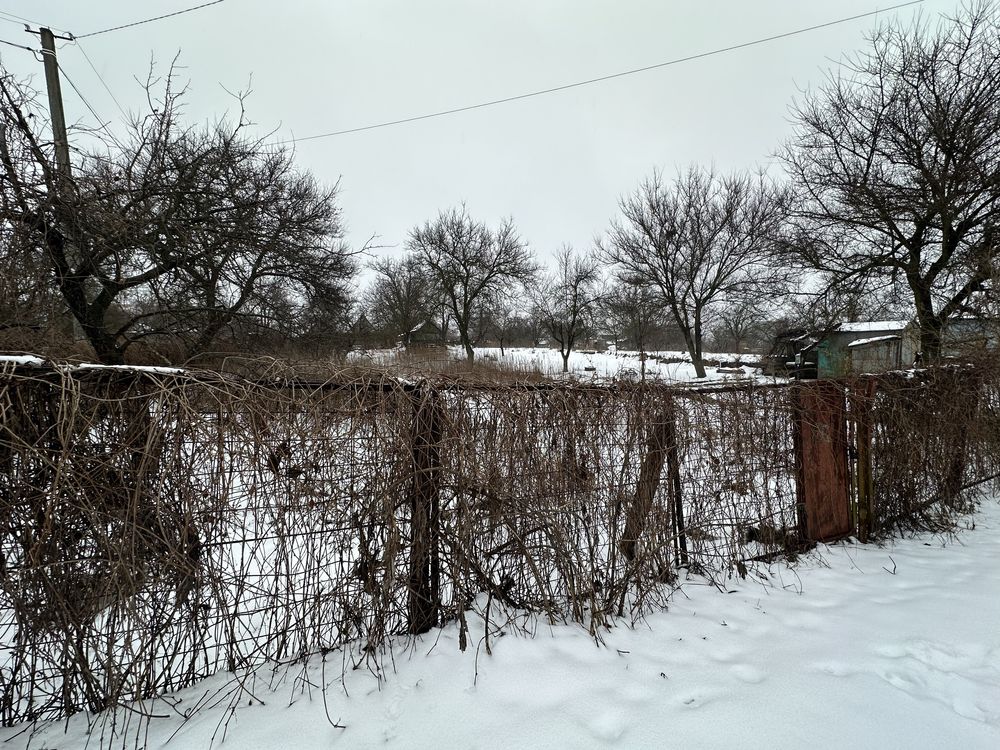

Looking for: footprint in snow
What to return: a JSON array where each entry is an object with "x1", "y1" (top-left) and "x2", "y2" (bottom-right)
[
  {"x1": 675, "y1": 688, "x2": 724, "y2": 709},
  {"x1": 880, "y1": 667, "x2": 928, "y2": 693},
  {"x1": 813, "y1": 660, "x2": 856, "y2": 678},
  {"x1": 587, "y1": 712, "x2": 626, "y2": 741},
  {"x1": 951, "y1": 697, "x2": 990, "y2": 723},
  {"x1": 729, "y1": 664, "x2": 766, "y2": 684}
]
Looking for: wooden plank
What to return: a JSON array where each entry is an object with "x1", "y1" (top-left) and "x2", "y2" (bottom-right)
[{"x1": 795, "y1": 382, "x2": 852, "y2": 541}]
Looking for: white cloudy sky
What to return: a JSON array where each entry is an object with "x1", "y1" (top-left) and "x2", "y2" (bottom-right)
[{"x1": 0, "y1": 0, "x2": 965, "y2": 266}]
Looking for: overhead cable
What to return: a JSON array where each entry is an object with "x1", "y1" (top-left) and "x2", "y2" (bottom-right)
[
  {"x1": 75, "y1": 0, "x2": 227, "y2": 39},
  {"x1": 284, "y1": 0, "x2": 924, "y2": 144}
]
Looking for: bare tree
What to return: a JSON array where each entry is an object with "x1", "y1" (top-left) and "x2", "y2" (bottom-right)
[
  {"x1": 0, "y1": 222, "x2": 62, "y2": 338},
  {"x1": 604, "y1": 167, "x2": 787, "y2": 377},
  {"x1": 712, "y1": 300, "x2": 762, "y2": 354},
  {"x1": 0, "y1": 69, "x2": 356, "y2": 364},
  {"x1": 599, "y1": 277, "x2": 665, "y2": 378},
  {"x1": 477, "y1": 291, "x2": 523, "y2": 356},
  {"x1": 780, "y1": 2, "x2": 1000, "y2": 359},
  {"x1": 533, "y1": 246, "x2": 601, "y2": 372},
  {"x1": 364, "y1": 254, "x2": 435, "y2": 345},
  {"x1": 408, "y1": 206, "x2": 535, "y2": 363}
]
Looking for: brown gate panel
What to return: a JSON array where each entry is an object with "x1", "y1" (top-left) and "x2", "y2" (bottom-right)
[{"x1": 794, "y1": 381, "x2": 852, "y2": 541}]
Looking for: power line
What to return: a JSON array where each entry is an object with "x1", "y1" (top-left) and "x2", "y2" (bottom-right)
[
  {"x1": 56, "y1": 61, "x2": 128, "y2": 151},
  {"x1": 75, "y1": 0, "x2": 227, "y2": 39},
  {"x1": 74, "y1": 39, "x2": 130, "y2": 120},
  {"x1": 0, "y1": 10, "x2": 53, "y2": 29},
  {"x1": 284, "y1": 0, "x2": 925, "y2": 144},
  {"x1": 0, "y1": 36, "x2": 38, "y2": 55}
]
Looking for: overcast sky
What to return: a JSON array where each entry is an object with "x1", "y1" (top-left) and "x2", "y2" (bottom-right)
[{"x1": 0, "y1": 0, "x2": 967, "y2": 268}]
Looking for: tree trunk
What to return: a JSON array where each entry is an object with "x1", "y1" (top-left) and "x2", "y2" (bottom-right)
[
  {"x1": 693, "y1": 310, "x2": 706, "y2": 378},
  {"x1": 680, "y1": 327, "x2": 707, "y2": 378},
  {"x1": 918, "y1": 318, "x2": 943, "y2": 361},
  {"x1": 910, "y1": 278, "x2": 943, "y2": 361},
  {"x1": 86, "y1": 326, "x2": 125, "y2": 365},
  {"x1": 561, "y1": 349, "x2": 570, "y2": 372}
]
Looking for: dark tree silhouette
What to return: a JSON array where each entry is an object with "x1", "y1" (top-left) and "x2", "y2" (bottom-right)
[
  {"x1": 407, "y1": 206, "x2": 535, "y2": 363},
  {"x1": 780, "y1": 2, "x2": 1000, "y2": 359},
  {"x1": 605, "y1": 167, "x2": 787, "y2": 377},
  {"x1": 0, "y1": 70, "x2": 356, "y2": 364}
]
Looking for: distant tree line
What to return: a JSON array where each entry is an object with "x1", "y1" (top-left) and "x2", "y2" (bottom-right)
[{"x1": 1, "y1": 3, "x2": 999, "y2": 373}]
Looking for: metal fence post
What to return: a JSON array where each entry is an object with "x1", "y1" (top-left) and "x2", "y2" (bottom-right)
[{"x1": 407, "y1": 385, "x2": 443, "y2": 634}]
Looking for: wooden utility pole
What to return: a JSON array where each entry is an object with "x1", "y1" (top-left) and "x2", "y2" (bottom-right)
[
  {"x1": 33, "y1": 26, "x2": 78, "y2": 338},
  {"x1": 38, "y1": 28, "x2": 72, "y2": 182}
]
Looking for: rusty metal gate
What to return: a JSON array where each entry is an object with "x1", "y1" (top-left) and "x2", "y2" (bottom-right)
[{"x1": 794, "y1": 381, "x2": 853, "y2": 541}]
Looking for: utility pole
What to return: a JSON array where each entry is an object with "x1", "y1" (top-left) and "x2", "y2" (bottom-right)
[
  {"x1": 38, "y1": 27, "x2": 72, "y2": 183},
  {"x1": 30, "y1": 26, "x2": 78, "y2": 338}
]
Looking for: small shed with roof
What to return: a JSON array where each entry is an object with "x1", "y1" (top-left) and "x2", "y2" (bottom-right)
[
  {"x1": 404, "y1": 320, "x2": 446, "y2": 349},
  {"x1": 816, "y1": 320, "x2": 918, "y2": 377}
]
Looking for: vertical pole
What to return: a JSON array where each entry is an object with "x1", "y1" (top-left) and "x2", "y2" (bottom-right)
[
  {"x1": 407, "y1": 386, "x2": 442, "y2": 634},
  {"x1": 624, "y1": 397, "x2": 686, "y2": 566},
  {"x1": 664, "y1": 398, "x2": 687, "y2": 566},
  {"x1": 39, "y1": 28, "x2": 72, "y2": 185},
  {"x1": 622, "y1": 405, "x2": 670, "y2": 562},
  {"x1": 38, "y1": 28, "x2": 80, "y2": 340},
  {"x1": 853, "y1": 380, "x2": 875, "y2": 542}
]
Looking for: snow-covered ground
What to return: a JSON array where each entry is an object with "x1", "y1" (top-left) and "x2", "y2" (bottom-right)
[
  {"x1": 3, "y1": 347, "x2": 767, "y2": 383},
  {"x1": 351, "y1": 346, "x2": 768, "y2": 383},
  {"x1": 9, "y1": 497, "x2": 998, "y2": 749}
]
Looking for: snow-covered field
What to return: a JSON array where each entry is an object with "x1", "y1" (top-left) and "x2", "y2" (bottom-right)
[
  {"x1": 351, "y1": 346, "x2": 767, "y2": 383},
  {"x1": 9, "y1": 497, "x2": 998, "y2": 749}
]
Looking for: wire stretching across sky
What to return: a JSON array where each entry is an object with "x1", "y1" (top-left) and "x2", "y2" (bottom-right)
[
  {"x1": 75, "y1": 0, "x2": 227, "y2": 39},
  {"x1": 285, "y1": 0, "x2": 924, "y2": 144}
]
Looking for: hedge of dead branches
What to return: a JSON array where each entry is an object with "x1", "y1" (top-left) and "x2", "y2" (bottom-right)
[
  {"x1": 0, "y1": 360, "x2": 997, "y2": 728},
  {"x1": 852, "y1": 365, "x2": 1000, "y2": 535}
]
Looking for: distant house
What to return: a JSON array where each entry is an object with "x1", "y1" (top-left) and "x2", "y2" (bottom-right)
[
  {"x1": 767, "y1": 317, "x2": 998, "y2": 379},
  {"x1": 576, "y1": 331, "x2": 615, "y2": 352},
  {"x1": 405, "y1": 320, "x2": 446, "y2": 349},
  {"x1": 348, "y1": 313, "x2": 375, "y2": 348},
  {"x1": 815, "y1": 320, "x2": 919, "y2": 377}
]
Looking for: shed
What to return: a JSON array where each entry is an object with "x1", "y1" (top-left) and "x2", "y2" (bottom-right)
[
  {"x1": 405, "y1": 320, "x2": 446, "y2": 349},
  {"x1": 816, "y1": 320, "x2": 918, "y2": 377}
]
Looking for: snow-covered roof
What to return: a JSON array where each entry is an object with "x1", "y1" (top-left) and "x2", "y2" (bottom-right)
[
  {"x1": 836, "y1": 320, "x2": 910, "y2": 333},
  {"x1": 847, "y1": 335, "x2": 900, "y2": 348}
]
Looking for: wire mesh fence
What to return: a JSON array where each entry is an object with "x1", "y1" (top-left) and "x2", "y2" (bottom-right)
[{"x1": 0, "y1": 360, "x2": 997, "y2": 726}]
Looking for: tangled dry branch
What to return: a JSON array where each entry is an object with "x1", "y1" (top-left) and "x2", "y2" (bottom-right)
[{"x1": 0, "y1": 358, "x2": 997, "y2": 732}]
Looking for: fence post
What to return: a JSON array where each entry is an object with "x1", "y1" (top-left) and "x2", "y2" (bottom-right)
[
  {"x1": 407, "y1": 385, "x2": 443, "y2": 634},
  {"x1": 851, "y1": 379, "x2": 876, "y2": 542},
  {"x1": 622, "y1": 395, "x2": 686, "y2": 566},
  {"x1": 794, "y1": 381, "x2": 852, "y2": 541},
  {"x1": 665, "y1": 400, "x2": 688, "y2": 566}
]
